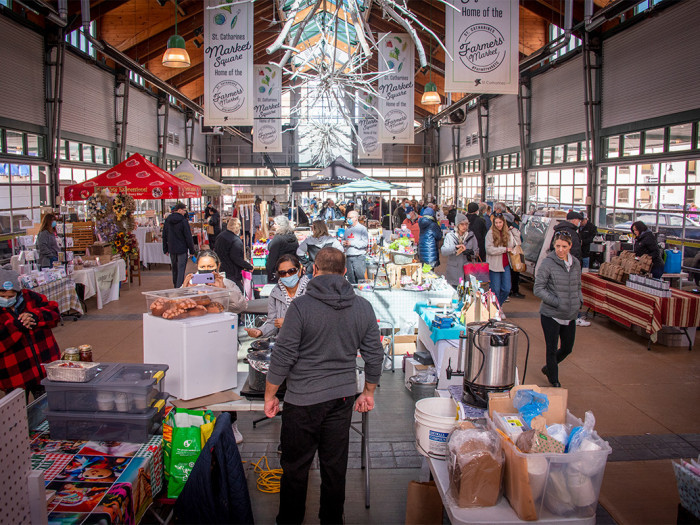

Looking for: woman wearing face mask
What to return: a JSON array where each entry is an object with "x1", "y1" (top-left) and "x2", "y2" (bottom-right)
[
  {"x1": 441, "y1": 214, "x2": 479, "y2": 286},
  {"x1": 182, "y1": 250, "x2": 247, "y2": 313},
  {"x1": 533, "y1": 231, "x2": 582, "y2": 388},
  {"x1": 0, "y1": 268, "x2": 61, "y2": 402},
  {"x1": 245, "y1": 254, "x2": 308, "y2": 339},
  {"x1": 36, "y1": 213, "x2": 60, "y2": 268},
  {"x1": 296, "y1": 220, "x2": 343, "y2": 274}
]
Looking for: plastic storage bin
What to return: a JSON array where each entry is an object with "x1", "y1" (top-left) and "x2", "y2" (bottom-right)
[
  {"x1": 42, "y1": 363, "x2": 168, "y2": 413},
  {"x1": 143, "y1": 285, "x2": 230, "y2": 319},
  {"x1": 46, "y1": 395, "x2": 167, "y2": 442},
  {"x1": 489, "y1": 410, "x2": 612, "y2": 521},
  {"x1": 664, "y1": 249, "x2": 682, "y2": 274}
]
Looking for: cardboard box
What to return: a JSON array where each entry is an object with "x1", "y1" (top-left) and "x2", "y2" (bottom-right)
[
  {"x1": 89, "y1": 243, "x2": 111, "y2": 255},
  {"x1": 488, "y1": 385, "x2": 568, "y2": 425},
  {"x1": 393, "y1": 334, "x2": 417, "y2": 356},
  {"x1": 83, "y1": 254, "x2": 112, "y2": 265}
]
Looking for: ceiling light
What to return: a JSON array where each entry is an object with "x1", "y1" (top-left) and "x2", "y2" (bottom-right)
[
  {"x1": 421, "y1": 81, "x2": 441, "y2": 105},
  {"x1": 162, "y1": 0, "x2": 190, "y2": 68}
]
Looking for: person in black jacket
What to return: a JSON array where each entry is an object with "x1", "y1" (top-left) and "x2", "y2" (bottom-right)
[
  {"x1": 163, "y1": 202, "x2": 196, "y2": 288},
  {"x1": 266, "y1": 216, "x2": 300, "y2": 283},
  {"x1": 466, "y1": 202, "x2": 487, "y2": 260},
  {"x1": 215, "y1": 218, "x2": 253, "y2": 292},
  {"x1": 206, "y1": 205, "x2": 221, "y2": 249},
  {"x1": 579, "y1": 212, "x2": 598, "y2": 268},
  {"x1": 631, "y1": 221, "x2": 665, "y2": 278},
  {"x1": 551, "y1": 211, "x2": 583, "y2": 263}
]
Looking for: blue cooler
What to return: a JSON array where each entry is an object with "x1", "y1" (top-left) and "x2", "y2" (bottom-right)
[{"x1": 664, "y1": 249, "x2": 682, "y2": 274}]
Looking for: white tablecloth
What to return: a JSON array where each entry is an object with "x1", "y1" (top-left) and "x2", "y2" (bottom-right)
[
  {"x1": 142, "y1": 243, "x2": 171, "y2": 265},
  {"x1": 72, "y1": 258, "x2": 126, "y2": 309},
  {"x1": 354, "y1": 286, "x2": 455, "y2": 330},
  {"x1": 134, "y1": 227, "x2": 150, "y2": 252}
]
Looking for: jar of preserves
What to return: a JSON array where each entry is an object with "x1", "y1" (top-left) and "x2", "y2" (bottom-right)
[
  {"x1": 78, "y1": 344, "x2": 93, "y2": 362},
  {"x1": 62, "y1": 347, "x2": 80, "y2": 361}
]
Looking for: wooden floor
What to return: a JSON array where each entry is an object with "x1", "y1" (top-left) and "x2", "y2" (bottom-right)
[{"x1": 49, "y1": 264, "x2": 700, "y2": 524}]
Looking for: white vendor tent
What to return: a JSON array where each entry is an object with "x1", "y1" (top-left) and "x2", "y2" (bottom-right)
[{"x1": 171, "y1": 160, "x2": 231, "y2": 196}]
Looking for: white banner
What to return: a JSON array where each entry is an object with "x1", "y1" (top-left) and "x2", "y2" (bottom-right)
[
  {"x1": 253, "y1": 64, "x2": 282, "y2": 152},
  {"x1": 357, "y1": 93, "x2": 382, "y2": 159},
  {"x1": 203, "y1": 0, "x2": 254, "y2": 126},
  {"x1": 445, "y1": 0, "x2": 519, "y2": 95},
  {"x1": 378, "y1": 33, "x2": 414, "y2": 144}
]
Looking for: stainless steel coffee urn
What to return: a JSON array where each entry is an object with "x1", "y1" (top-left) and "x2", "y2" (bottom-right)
[{"x1": 462, "y1": 321, "x2": 520, "y2": 407}]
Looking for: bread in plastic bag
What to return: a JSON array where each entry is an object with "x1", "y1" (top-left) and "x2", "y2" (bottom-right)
[
  {"x1": 446, "y1": 427, "x2": 505, "y2": 507},
  {"x1": 512, "y1": 389, "x2": 549, "y2": 426}
]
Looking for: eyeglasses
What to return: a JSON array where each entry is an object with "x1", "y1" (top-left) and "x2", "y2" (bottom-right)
[
  {"x1": 554, "y1": 231, "x2": 572, "y2": 239},
  {"x1": 493, "y1": 212, "x2": 504, "y2": 218},
  {"x1": 277, "y1": 268, "x2": 299, "y2": 277}
]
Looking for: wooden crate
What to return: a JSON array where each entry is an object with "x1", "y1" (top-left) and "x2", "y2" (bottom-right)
[{"x1": 68, "y1": 221, "x2": 95, "y2": 252}]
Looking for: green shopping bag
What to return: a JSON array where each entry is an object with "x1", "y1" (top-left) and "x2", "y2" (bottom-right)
[{"x1": 162, "y1": 407, "x2": 216, "y2": 498}]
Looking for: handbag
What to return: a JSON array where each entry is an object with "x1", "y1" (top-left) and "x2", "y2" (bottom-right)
[
  {"x1": 241, "y1": 269, "x2": 253, "y2": 301},
  {"x1": 509, "y1": 245, "x2": 527, "y2": 273},
  {"x1": 464, "y1": 256, "x2": 490, "y2": 283}
]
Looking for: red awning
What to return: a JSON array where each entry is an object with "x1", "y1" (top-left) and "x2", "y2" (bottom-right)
[{"x1": 63, "y1": 153, "x2": 202, "y2": 201}]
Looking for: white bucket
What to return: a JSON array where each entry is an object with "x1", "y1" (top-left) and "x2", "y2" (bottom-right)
[{"x1": 414, "y1": 397, "x2": 458, "y2": 458}]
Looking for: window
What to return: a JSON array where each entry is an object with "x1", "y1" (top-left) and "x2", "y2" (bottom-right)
[
  {"x1": 617, "y1": 187, "x2": 630, "y2": 203},
  {"x1": 6, "y1": 130, "x2": 24, "y2": 155},
  {"x1": 566, "y1": 143, "x2": 579, "y2": 163},
  {"x1": 68, "y1": 142, "x2": 81, "y2": 161},
  {"x1": 0, "y1": 164, "x2": 50, "y2": 235},
  {"x1": 65, "y1": 20, "x2": 96, "y2": 58},
  {"x1": 623, "y1": 133, "x2": 641, "y2": 157},
  {"x1": 605, "y1": 136, "x2": 620, "y2": 158},
  {"x1": 542, "y1": 147, "x2": 552, "y2": 165},
  {"x1": 549, "y1": 24, "x2": 582, "y2": 61},
  {"x1": 669, "y1": 123, "x2": 692, "y2": 151},
  {"x1": 643, "y1": 128, "x2": 665, "y2": 154}
]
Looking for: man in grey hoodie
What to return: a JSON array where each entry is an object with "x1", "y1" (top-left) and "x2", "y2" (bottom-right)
[{"x1": 265, "y1": 247, "x2": 383, "y2": 525}]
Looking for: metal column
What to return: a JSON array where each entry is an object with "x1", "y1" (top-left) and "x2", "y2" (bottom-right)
[
  {"x1": 517, "y1": 80, "x2": 531, "y2": 213},
  {"x1": 451, "y1": 126, "x2": 461, "y2": 207},
  {"x1": 582, "y1": 32, "x2": 602, "y2": 222},
  {"x1": 185, "y1": 109, "x2": 195, "y2": 161},
  {"x1": 477, "y1": 99, "x2": 488, "y2": 203},
  {"x1": 45, "y1": 28, "x2": 66, "y2": 206},
  {"x1": 114, "y1": 67, "x2": 130, "y2": 163},
  {"x1": 157, "y1": 94, "x2": 170, "y2": 169}
]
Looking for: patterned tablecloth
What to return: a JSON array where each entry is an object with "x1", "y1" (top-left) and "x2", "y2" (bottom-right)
[
  {"x1": 582, "y1": 273, "x2": 700, "y2": 334},
  {"x1": 30, "y1": 278, "x2": 83, "y2": 315},
  {"x1": 30, "y1": 421, "x2": 162, "y2": 524},
  {"x1": 355, "y1": 286, "x2": 455, "y2": 331}
]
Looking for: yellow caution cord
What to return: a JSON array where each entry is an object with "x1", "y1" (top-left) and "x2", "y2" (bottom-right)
[{"x1": 252, "y1": 455, "x2": 283, "y2": 494}]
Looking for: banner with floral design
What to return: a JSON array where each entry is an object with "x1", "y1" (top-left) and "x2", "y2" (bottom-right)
[
  {"x1": 357, "y1": 93, "x2": 382, "y2": 159},
  {"x1": 253, "y1": 64, "x2": 282, "y2": 152},
  {"x1": 378, "y1": 33, "x2": 414, "y2": 144}
]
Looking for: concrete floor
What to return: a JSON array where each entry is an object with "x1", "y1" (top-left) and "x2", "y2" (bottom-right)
[{"x1": 50, "y1": 264, "x2": 700, "y2": 524}]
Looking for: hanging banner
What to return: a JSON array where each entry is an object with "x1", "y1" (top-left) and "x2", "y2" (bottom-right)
[
  {"x1": 253, "y1": 64, "x2": 282, "y2": 152},
  {"x1": 357, "y1": 93, "x2": 382, "y2": 159},
  {"x1": 445, "y1": 0, "x2": 519, "y2": 94},
  {"x1": 203, "y1": 0, "x2": 254, "y2": 126},
  {"x1": 378, "y1": 33, "x2": 414, "y2": 144}
]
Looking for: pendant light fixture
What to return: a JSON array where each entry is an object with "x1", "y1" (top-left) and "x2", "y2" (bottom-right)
[
  {"x1": 162, "y1": 0, "x2": 191, "y2": 68},
  {"x1": 421, "y1": 27, "x2": 440, "y2": 105}
]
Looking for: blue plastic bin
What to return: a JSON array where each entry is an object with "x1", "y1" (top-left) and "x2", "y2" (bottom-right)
[{"x1": 664, "y1": 249, "x2": 682, "y2": 274}]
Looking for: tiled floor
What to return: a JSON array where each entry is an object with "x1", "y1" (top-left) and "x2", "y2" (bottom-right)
[{"x1": 48, "y1": 267, "x2": 700, "y2": 524}]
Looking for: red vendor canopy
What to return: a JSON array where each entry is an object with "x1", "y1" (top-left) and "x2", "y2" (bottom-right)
[{"x1": 63, "y1": 153, "x2": 202, "y2": 201}]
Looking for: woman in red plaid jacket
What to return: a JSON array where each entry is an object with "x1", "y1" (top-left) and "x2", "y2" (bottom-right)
[{"x1": 0, "y1": 268, "x2": 61, "y2": 400}]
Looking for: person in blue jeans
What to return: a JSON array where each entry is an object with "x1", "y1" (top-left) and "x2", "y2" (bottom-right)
[
  {"x1": 485, "y1": 213, "x2": 521, "y2": 310},
  {"x1": 162, "y1": 202, "x2": 196, "y2": 288}
]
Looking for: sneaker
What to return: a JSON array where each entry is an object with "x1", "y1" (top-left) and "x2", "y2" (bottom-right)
[
  {"x1": 232, "y1": 422, "x2": 243, "y2": 444},
  {"x1": 504, "y1": 297, "x2": 510, "y2": 303},
  {"x1": 510, "y1": 292, "x2": 525, "y2": 299},
  {"x1": 576, "y1": 318, "x2": 591, "y2": 327}
]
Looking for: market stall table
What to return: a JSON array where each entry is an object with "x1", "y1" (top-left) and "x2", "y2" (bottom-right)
[
  {"x1": 354, "y1": 286, "x2": 455, "y2": 332},
  {"x1": 72, "y1": 258, "x2": 127, "y2": 309},
  {"x1": 425, "y1": 456, "x2": 595, "y2": 525},
  {"x1": 582, "y1": 273, "x2": 700, "y2": 350},
  {"x1": 30, "y1": 420, "x2": 163, "y2": 524},
  {"x1": 414, "y1": 304, "x2": 465, "y2": 389},
  {"x1": 141, "y1": 242, "x2": 171, "y2": 266},
  {"x1": 29, "y1": 278, "x2": 83, "y2": 315}
]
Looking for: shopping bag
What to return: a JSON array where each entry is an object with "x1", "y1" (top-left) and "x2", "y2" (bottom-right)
[
  {"x1": 509, "y1": 245, "x2": 527, "y2": 273},
  {"x1": 464, "y1": 260, "x2": 490, "y2": 284},
  {"x1": 205, "y1": 224, "x2": 215, "y2": 235},
  {"x1": 405, "y1": 480, "x2": 443, "y2": 525},
  {"x1": 163, "y1": 408, "x2": 216, "y2": 498},
  {"x1": 241, "y1": 270, "x2": 253, "y2": 301}
]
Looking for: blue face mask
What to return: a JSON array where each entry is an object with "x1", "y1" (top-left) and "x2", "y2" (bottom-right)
[
  {"x1": 0, "y1": 296, "x2": 17, "y2": 308},
  {"x1": 280, "y1": 274, "x2": 300, "y2": 288},
  {"x1": 51, "y1": 221, "x2": 57, "y2": 228}
]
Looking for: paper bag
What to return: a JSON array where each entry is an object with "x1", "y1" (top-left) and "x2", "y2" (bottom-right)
[
  {"x1": 509, "y1": 245, "x2": 527, "y2": 273},
  {"x1": 405, "y1": 481, "x2": 443, "y2": 525}
]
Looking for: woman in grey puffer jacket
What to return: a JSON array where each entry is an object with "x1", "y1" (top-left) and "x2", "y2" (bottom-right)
[{"x1": 533, "y1": 232, "x2": 583, "y2": 387}]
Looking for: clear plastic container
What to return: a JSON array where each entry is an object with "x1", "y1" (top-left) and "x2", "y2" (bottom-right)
[
  {"x1": 41, "y1": 363, "x2": 168, "y2": 413},
  {"x1": 489, "y1": 410, "x2": 612, "y2": 521},
  {"x1": 46, "y1": 395, "x2": 167, "y2": 442},
  {"x1": 142, "y1": 285, "x2": 230, "y2": 319}
]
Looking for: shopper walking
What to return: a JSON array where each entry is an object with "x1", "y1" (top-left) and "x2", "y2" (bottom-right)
[
  {"x1": 266, "y1": 216, "x2": 299, "y2": 284},
  {"x1": 485, "y1": 213, "x2": 521, "y2": 308},
  {"x1": 441, "y1": 214, "x2": 478, "y2": 286},
  {"x1": 418, "y1": 207, "x2": 443, "y2": 268},
  {"x1": 465, "y1": 202, "x2": 487, "y2": 260},
  {"x1": 215, "y1": 218, "x2": 253, "y2": 293},
  {"x1": 246, "y1": 254, "x2": 309, "y2": 339},
  {"x1": 631, "y1": 221, "x2": 665, "y2": 278},
  {"x1": 534, "y1": 231, "x2": 582, "y2": 388},
  {"x1": 342, "y1": 210, "x2": 369, "y2": 284},
  {"x1": 163, "y1": 202, "x2": 196, "y2": 288},
  {"x1": 36, "y1": 213, "x2": 60, "y2": 268},
  {"x1": 579, "y1": 212, "x2": 597, "y2": 269},
  {"x1": 296, "y1": 220, "x2": 343, "y2": 273},
  {"x1": 0, "y1": 268, "x2": 61, "y2": 402},
  {"x1": 264, "y1": 247, "x2": 383, "y2": 525},
  {"x1": 206, "y1": 205, "x2": 221, "y2": 248},
  {"x1": 551, "y1": 211, "x2": 583, "y2": 263}
]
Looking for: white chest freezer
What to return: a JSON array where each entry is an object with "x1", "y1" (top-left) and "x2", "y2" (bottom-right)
[{"x1": 143, "y1": 312, "x2": 238, "y2": 400}]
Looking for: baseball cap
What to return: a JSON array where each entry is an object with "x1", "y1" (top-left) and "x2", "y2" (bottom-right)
[{"x1": 405, "y1": 206, "x2": 414, "y2": 213}]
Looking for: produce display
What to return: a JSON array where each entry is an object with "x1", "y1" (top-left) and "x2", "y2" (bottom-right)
[{"x1": 388, "y1": 236, "x2": 415, "y2": 254}]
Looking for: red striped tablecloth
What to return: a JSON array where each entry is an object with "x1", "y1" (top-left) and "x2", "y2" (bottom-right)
[{"x1": 581, "y1": 273, "x2": 700, "y2": 334}]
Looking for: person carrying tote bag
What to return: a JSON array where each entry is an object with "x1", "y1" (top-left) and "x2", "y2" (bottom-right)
[{"x1": 485, "y1": 213, "x2": 521, "y2": 308}]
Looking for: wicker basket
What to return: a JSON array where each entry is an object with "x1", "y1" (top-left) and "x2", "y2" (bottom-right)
[{"x1": 44, "y1": 361, "x2": 100, "y2": 382}]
